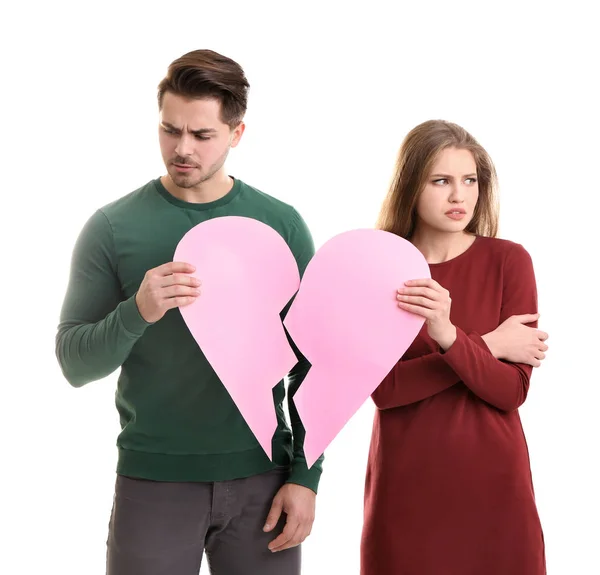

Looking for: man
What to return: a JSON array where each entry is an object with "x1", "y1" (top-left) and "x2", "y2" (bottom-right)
[{"x1": 56, "y1": 49, "x2": 322, "y2": 575}]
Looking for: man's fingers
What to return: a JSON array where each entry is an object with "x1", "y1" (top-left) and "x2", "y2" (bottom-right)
[
  {"x1": 296, "y1": 524, "x2": 313, "y2": 545},
  {"x1": 538, "y1": 331, "x2": 549, "y2": 341},
  {"x1": 157, "y1": 261, "x2": 196, "y2": 276},
  {"x1": 273, "y1": 534, "x2": 304, "y2": 552},
  {"x1": 163, "y1": 285, "x2": 201, "y2": 299},
  {"x1": 161, "y1": 273, "x2": 201, "y2": 288},
  {"x1": 263, "y1": 499, "x2": 284, "y2": 533},
  {"x1": 269, "y1": 521, "x2": 301, "y2": 552},
  {"x1": 273, "y1": 520, "x2": 313, "y2": 552},
  {"x1": 164, "y1": 296, "x2": 198, "y2": 310}
]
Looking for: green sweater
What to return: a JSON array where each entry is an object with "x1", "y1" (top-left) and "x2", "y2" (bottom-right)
[{"x1": 56, "y1": 177, "x2": 323, "y2": 492}]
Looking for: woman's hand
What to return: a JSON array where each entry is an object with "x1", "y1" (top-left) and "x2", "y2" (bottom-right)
[
  {"x1": 482, "y1": 314, "x2": 549, "y2": 367},
  {"x1": 397, "y1": 278, "x2": 457, "y2": 350}
]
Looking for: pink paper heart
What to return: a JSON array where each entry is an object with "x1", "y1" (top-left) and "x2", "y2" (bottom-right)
[
  {"x1": 174, "y1": 216, "x2": 300, "y2": 459},
  {"x1": 283, "y1": 229, "x2": 430, "y2": 467}
]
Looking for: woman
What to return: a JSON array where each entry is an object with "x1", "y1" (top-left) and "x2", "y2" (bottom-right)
[{"x1": 361, "y1": 120, "x2": 547, "y2": 574}]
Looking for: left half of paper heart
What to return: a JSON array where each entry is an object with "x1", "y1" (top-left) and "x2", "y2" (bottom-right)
[{"x1": 173, "y1": 216, "x2": 301, "y2": 459}]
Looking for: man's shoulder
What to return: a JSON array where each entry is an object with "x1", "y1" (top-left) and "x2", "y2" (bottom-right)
[
  {"x1": 236, "y1": 179, "x2": 308, "y2": 240},
  {"x1": 238, "y1": 179, "x2": 298, "y2": 218},
  {"x1": 98, "y1": 179, "x2": 158, "y2": 220}
]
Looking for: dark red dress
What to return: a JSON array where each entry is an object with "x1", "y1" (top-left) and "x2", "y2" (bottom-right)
[{"x1": 361, "y1": 237, "x2": 546, "y2": 575}]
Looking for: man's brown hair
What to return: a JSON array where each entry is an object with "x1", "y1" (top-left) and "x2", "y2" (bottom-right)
[{"x1": 157, "y1": 49, "x2": 249, "y2": 128}]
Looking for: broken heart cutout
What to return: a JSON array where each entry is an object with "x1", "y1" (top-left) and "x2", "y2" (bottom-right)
[
  {"x1": 283, "y1": 229, "x2": 430, "y2": 467},
  {"x1": 174, "y1": 216, "x2": 300, "y2": 459},
  {"x1": 175, "y1": 220, "x2": 429, "y2": 466}
]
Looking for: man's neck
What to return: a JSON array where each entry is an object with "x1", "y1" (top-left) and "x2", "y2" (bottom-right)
[{"x1": 161, "y1": 172, "x2": 234, "y2": 204}]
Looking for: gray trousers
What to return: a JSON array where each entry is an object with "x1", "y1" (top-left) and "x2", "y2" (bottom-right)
[{"x1": 106, "y1": 467, "x2": 301, "y2": 575}]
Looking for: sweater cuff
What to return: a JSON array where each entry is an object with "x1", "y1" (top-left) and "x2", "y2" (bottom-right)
[
  {"x1": 119, "y1": 294, "x2": 153, "y2": 337},
  {"x1": 287, "y1": 460, "x2": 323, "y2": 494}
]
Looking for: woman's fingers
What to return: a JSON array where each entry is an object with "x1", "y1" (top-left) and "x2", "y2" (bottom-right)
[{"x1": 397, "y1": 294, "x2": 438, "y2": 309}]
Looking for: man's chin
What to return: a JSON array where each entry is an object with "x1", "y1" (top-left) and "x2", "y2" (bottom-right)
[{"x1": 168, "y1": 171, "x2": 201, "y2": 189}]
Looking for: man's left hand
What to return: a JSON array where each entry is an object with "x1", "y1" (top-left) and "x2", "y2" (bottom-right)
[{"x1": 263, "y1": 483, "x2": 316, "y2": 552}]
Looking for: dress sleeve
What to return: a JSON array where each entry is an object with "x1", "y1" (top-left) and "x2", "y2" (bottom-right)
[
  {"x1": 371, "y1": 335, "x2": 489, "y2": 409},
  {"x1": 440, "y1": 244, "x2": 538, "y2": 411}
]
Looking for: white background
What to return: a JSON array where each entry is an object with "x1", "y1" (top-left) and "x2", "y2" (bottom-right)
[{"x1": 2, "y1": 1, "x2": 599, "y2": 573}]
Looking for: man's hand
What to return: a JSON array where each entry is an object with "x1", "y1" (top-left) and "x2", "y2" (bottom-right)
[
  {"x1": 135, "y1": 262, "x2": 200, "y2": 323},
  {"x1": 482, "y1": 313, "x2": 549, "y2": 367},
  {"x1": 263, "y1": 483, "x2": 316, "y2": 553}
]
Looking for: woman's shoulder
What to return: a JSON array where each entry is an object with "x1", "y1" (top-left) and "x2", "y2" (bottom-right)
[
  {"x1": 476, "y1": 236, "x2": 533, "y2": 268},
  {"x1": 477, "y1": 236, "x2": 530, "y2": 255}
]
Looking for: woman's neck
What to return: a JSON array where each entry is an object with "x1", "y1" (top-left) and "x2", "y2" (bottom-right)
[{"x1": 410, "y1": 229, "x2": 477, "y2": 264}]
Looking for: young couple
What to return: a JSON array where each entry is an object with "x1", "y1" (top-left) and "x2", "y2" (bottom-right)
[{"x1": 56, "y1": 49, "x2": 548, "y2": 575}]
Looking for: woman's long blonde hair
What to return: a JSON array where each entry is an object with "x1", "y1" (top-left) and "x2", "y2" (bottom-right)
[{"x1": 377, "y1": 120, "x2": 499, "y2": 239}]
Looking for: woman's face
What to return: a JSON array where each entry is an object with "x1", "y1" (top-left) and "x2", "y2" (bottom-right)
[{"x1": 415, "y1": 147, "x2": 479, "y2": 235}]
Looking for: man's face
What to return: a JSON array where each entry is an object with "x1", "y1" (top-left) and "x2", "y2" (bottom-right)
[{"x1": 158, "y1": 92, "x2": 244, "y2": 189}]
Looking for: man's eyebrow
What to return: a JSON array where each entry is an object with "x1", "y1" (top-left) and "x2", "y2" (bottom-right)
[
  {"x1": 161, "y1": 122, "x2": 217, "y2": 135},
  {"x1": 190, "y1": 128, "x2": 218, "y2": 135}
]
